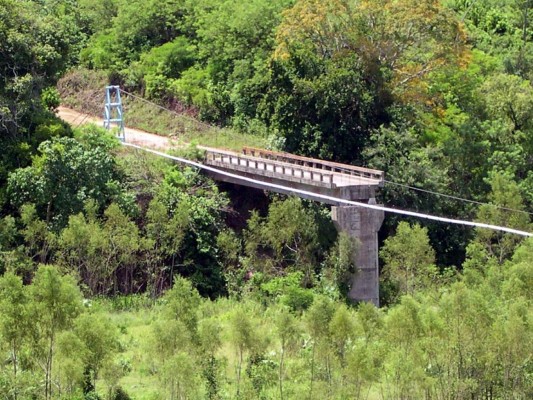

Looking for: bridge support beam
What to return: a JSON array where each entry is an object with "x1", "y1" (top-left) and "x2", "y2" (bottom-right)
[{"x1": 331, "y1": 205, "x2": 384, "y2": 306}]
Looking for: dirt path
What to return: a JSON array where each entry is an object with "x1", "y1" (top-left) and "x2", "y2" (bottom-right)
[{"x1": 57, "y1": 106, "x2": 176, "y2": 150}]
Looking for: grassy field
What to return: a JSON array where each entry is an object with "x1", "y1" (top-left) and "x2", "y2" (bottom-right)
[
  {"x1": 91, "y1": 296, "x2": 383, "y2": 400},
  {"x1": 108, "y1": 311, "x2": 159, "y2": 400}
]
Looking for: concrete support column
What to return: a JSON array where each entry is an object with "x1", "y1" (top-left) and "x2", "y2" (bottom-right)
[{"x1": 331, "y1": 205, "x2": 384, "y2": 306}]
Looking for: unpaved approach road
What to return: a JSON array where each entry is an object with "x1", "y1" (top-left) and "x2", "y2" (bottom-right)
[{"x1": 57, "y1": 106, "x2": 175, "y2": 150}]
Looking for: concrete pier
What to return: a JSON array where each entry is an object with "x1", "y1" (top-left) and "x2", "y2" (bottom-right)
[{"x1": 331, "y1": 205, "x2": 384, "y2": 305}]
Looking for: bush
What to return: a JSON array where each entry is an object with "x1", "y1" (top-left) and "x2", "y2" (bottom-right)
[
  {"x1": 41, "y1": 87, "x2": 61, "y2": 111},
  {"x1": 261, "y1": 272, "x2": 314, "y2": 312},
  {"x1": 113, "y1": 387, "x2": 132, "y2": 400},
  {"x1": 84, "y1": 391, "x2": 102, "y2": 400}
]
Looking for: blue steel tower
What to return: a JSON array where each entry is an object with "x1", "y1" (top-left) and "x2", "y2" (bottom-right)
[{"x1": 103, "y1": 86, "x2": 125, "y2": 141}]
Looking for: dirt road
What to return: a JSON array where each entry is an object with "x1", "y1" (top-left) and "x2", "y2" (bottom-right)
[{"x1": 57, "y1": 106, "x2": 175, "y2": 150}]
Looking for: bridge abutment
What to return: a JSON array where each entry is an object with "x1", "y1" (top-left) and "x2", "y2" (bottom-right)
[{"x1": 331, "y1": 205, "x2": 384, "y2": 306}]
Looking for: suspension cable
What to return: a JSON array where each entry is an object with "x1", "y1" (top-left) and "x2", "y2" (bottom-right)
[{"x1": 383, "y1": 180, "x2": 533, "y2": 217}]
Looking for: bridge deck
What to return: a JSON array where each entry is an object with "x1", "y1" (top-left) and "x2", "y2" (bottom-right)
[{"x1": 201, "y1": 146, "x2": 384, "y2": 189}]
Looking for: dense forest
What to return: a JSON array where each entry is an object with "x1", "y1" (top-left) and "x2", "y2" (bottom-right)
[{"x1": 0, "y1": 0, "x2": 532, "y2": 399}]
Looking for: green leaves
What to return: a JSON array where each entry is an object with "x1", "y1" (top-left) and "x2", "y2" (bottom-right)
[
  {"x1": 30, "y1": 265, "x2": 83, "y2": 399},
  {"x1": 81, "y1": 0, "x2": 188, "y2": 71},
  {"x1": 473, "y1": 171, "x2": 531, "y2": 263},
  {"x1": 74, "y1": 312, "x2": 118, "y2": 384},
  {"x1": 264, "y1": 51, "x2": 384, "y2": 162},
  {"x1": 161, "y1": 275, "x2": 202, "y2": 337},
  {"x1": 480, "y1": 73, "x2": 533, "y2": 132},
  {"x1": 8, "y1": 127, "x2": 124, "y2": 229},
  {"x1": 243, "y1": 197, "x2": 321, "y2": 283},
  {"x1": 381, "y1": 222, "x2": 438, "y2": 300}
]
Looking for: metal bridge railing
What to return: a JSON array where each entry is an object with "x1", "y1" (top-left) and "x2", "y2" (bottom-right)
[
  {"x1": 203, "y1": 148, "x2": 335, "y2": 187},
  {"x1": 242, "y1": 147, "x2": 384, "y2": 184}
]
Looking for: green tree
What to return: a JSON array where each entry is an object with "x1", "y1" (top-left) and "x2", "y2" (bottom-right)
[
  {"x1": 329, "y1": 304, "x2": 355, "y2": 373},
  {"x1": 7, "y1": 128, "x2": 123, "y2": 229},
  {"x1": 30, "y1": 265, "x2": 83, "y2": 400},
  {"x1": 151, "y1": 318, "x2": 191, "y2": 369},
  {"x1": 128, "y1": 37, "x2": 197, "y2": 99},
  {"x1": 266, "y1": 0, "x2": 469, "y2": 161},
  {"x1": 54, "y1": 331, "x2": 85, "y2": 397},
  {"x1": 274, "y1": 305, "x2": 300, "y2": 400},
  {"x1": 74, "y1": 312, "x2": 118, "y2": 390},
  {"x1": 305, "y1": 296, "x2": 335, "y2": 396},
  {"x1": 188, "y1": 0, "x2": 292, "y2": 123},
  {"x1": 480, "y1": 73, "x2": 533, "y2": 132},
  {"x1": 488, "y1": 299, "x2": 532, "y2": 397},
  {"x1": 436, "y1": 283, "x2": 495, "y2": 399},
  {"x1": 260, "y1": 272, "x2": 315, "y2": 312},
  {"x1": 501, "y1": 237, "x2": 533, "y2": 300},
  {"x1": 77, "y1": 0, "x2": 120, "y2": 34},
  {"x1": 0, "y1": 0, "x2": 80, "y2": 209},
  {"x1": 161, "y1": 351, "x2": 202, "y2": 400},
  {"x1": 276, "y1": 0, "x2": 468, "y2": 95},
  {"x1": 57, "y1": 209, "x2": 106, "y2": 294},
  {"x1": 230, "y1": 303, "x2": 260, "y2": 398},
  {"x1": 198, "y1": 317, "x2": 223, "y2": 400},
  {"x1": 58, "y1": 202, "x2": 141, "y2": 295},
  {"x1": 0, "y1": 0, "x2": 79, "y2": 136},
  {"x1": 474, "y1": 171, "x2": 531, "y2": 263},
  {"x1": 0, "y1": 216, "x2": 17, "y2": 251},
  {"x1": 345, "y1": 304, "x2": 383, "y2": 400},
  {"x1": 381, "y1": 296, "x2": 427, "y2": 399},
  {"x1": 216, "y1": 229, "x2": 243, "y2": 295},
  {"x1": 150, "y1": 280, "x2": 201, "y2": 396},
  {"x1": 263, "y1": 51, "x2": 386, "y2": 162},
  {"x1": 155, "y1": 167, "x2": 228, "y2": 297},
  {"x1": 0, "y1": 273, "x2": 31, "y2": 400},
  {"x1": 144, "y1": 198, "x2": 188, "y2": 295},
  {"x1": 81, "y1": 0, "x2": 188, "y2": 70},
  {"x1": 380, "y1": 222, "x2": 438, "y2": 299},
  {"x1": 323, "y1": 232, "x2": 358, "y2": 297},
  {"x1": 162, "y1": 275, "x2": 202, "y2": 339},
  {"x1": 244, "y1": 197, "x2": 321, "y2": 285},
  {"x1": 19, "y1": 204, "x2": 56, "y2": 265},
  {"x1": 102, "y1": 203, "x2": 141, "y2": 294}
]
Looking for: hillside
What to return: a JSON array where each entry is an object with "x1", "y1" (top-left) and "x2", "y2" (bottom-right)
[{"x1": 0, "y1": 0, "x2": 532, "y2": 399}]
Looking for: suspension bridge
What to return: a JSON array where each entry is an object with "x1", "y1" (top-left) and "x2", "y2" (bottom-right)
[{"x1": 58, "y1": 86, "x2": 532, "y2": 306}]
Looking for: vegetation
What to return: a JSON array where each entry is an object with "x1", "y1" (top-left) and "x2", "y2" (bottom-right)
[
  {"x1": 1, "y1": 0, "x2": 532, "y2": 399},
  {"x1": 0, "y1": 248, "x2": 531, "y2": 399}
]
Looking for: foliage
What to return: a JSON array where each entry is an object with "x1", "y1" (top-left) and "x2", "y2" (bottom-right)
[
  {"x1": 473, "y1": 171, "x2": 531, "y2": 263},
  {"x1": 31, "y1": 265, "x2": 83, "y2": 400},
  {"x1": 74, "y1": 312, "x2": 118, "y2": 387},
  {"x1": 243, "y1": 197, "x2": 326, "y2": 285},
  {"x1": 0, "y1": 244, "x2": 531, "y2": 399},
  {"x1": 261, "y1": 272, "x2": 314, "y2": 312},
  {"x1": 161, "y1": 275, "x2": 202, "y2": 339},
  {"x1": 7, "y1": 126, "x2": 125, "y2": 229},
  {"x1": 0, "y1": 0, "x2": 82, "y2": 211},
  {"x1": 380, "y1": 222, "x2": 438, "y2": 300}
]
